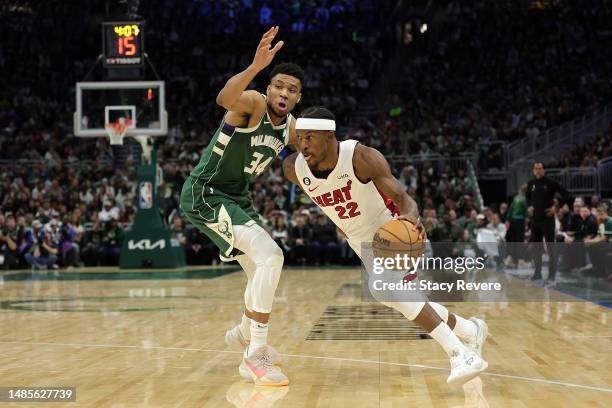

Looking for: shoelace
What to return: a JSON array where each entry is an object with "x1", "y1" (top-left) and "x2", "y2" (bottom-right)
[{"x1": 254, "y1": 350, "x2": 275, "y2": 370}]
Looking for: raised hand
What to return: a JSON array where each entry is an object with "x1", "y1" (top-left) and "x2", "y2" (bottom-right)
[{"x1": 251, "y1": 26, "x2": 284, "y2": 72}]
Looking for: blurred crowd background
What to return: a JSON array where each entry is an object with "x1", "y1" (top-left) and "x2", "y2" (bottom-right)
[{"x1": 1, "y1": 0, "x2": 611, "y2": 276}]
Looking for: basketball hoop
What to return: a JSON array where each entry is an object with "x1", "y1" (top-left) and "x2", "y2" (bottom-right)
[{"x1": 105, "y1": 117, "x2": 134, "y2": 145}]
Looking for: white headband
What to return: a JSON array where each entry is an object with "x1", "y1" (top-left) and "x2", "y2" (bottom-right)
[{"x1": 295, "y1": 118, "x2": 336, "y2": 131}]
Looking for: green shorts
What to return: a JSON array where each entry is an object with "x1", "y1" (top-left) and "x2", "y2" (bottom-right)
[{"x1": 180, "y1": 177, "x2": 261, "y2": 260}]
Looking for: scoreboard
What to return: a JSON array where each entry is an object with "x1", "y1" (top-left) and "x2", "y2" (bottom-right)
[{"x1": 103, "y1": 22, "x2": 144, "y2": 67}]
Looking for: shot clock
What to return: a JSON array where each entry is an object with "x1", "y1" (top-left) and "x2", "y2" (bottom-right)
[{"x1": 103, "y1": 22, "x2": 145, "y2": 67}]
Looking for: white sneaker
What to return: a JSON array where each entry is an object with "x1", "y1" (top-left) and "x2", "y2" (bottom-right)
[
  {"x1": 226, "y1": 325, "x2": 282, "y2": 365},
  {"x1": 465, "y1": 317, "x2": 488, "y2": 357},
  {"x1": 447, "y1": 345, "x2": 488, "y2": 386},
  {"x1": 239, "y1": 345, "x2": 289, "y2": 386}
]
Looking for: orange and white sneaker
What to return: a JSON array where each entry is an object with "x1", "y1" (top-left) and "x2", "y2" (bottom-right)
[
  {"x1": 226, "y1": 326, "x2": 282, "y2": 365},
  {"x1": 239, "y1": 345, "x2": 289, "y2": 386}
]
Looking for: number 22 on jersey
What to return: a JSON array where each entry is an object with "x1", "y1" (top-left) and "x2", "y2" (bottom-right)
[{"x1": 335, "y1": 202, "x2": 361, "y2": 219}]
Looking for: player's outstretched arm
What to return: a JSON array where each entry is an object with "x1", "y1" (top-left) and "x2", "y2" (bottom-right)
[
  {"x1": 282, "y1": 152, "x2": 300, "y2": 186},
  {"x1": 216, "y1": 26, "x2": 284, "y2": 113},
  {"x1": 353, "y1": 144, "x2": 425, "y2": 239},
  {"x1": 287, "y1": 115, "x2": 298, "y2": 147}
]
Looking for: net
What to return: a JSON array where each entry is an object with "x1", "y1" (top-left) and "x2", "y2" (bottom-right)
[{"x1": 105, "y1": 117, "x2": 134, "y2": 145}]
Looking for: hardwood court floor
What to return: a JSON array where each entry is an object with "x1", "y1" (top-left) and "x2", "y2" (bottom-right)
[{"x1": 0, "y1": 266, "x2": 610, "y2": 407}]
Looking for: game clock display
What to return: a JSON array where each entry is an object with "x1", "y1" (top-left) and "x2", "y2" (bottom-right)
[{"x1": 103, "y1": 22, "x2": 144, "y2": 67}]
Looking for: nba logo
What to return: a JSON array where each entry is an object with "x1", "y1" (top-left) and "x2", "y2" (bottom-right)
[{"x1": 139, "y1": 182, "x2": 153, "y2": 209}]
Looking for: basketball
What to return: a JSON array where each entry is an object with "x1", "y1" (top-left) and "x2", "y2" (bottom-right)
[{"x1": 372, "y1": 219, "x2": 425, "y2": 261}]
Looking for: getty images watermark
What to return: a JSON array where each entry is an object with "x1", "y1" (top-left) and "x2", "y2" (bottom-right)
[
  {"x1": 370, "y1": 252, "x2": 502, "y2": 293},
  {"x1": 359, "y1": 242, "x2": 606, "y2": 302}
]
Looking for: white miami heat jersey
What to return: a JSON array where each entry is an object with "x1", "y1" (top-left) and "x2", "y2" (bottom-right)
[{"x1": 295, "y1": 139, "x2": 398, "y2": 257}]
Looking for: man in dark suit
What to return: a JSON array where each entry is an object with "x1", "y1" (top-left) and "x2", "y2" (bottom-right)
[{"x1": 526, "y1": 162, "x2": 569, "y2": 282}]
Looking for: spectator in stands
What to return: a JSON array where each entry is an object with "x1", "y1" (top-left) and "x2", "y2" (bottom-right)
[
  {"x1": 185, "y1": 226, "x2": 217, "y2": 265},
  {"x1": 488, "y1": 213, "x2": 507, "y2": 242},
  {"x1": 272, "y1": 185, "x2": 290, "y2": 213},
  {"x1": 574, "y1": 207, "x2": 599, "y2": 243},
  {"x1": 23, "y1": 220, "x2": 44, "y2": 257},
  {"x1": 584, "y1": 205, "x2": 612, "y2": 278},
  {"x1": 81, "y1": 213, "x2": 101, "y2": 266},
  {"x1": 99, "y1": 199, "x2": 120, "y2": 222},
  {"x1": 58, "y1": 216, "x2": 79, "y2": 268},
  {"x1": 336, "y1": 228, "x2": 357, "y2": 265},
  {"x1": 290, "y1": 212, "x2": 311, "y2": 265},
  {"x1": 474, "y1": 214, "x2": 503, "y2": 271},
  {"x1": 25, "y1": 230, "x2": 58, "y2": 270},
  {"x1": 463, "y1": 209, "x2": 478, "y2": 241},
  {"x1": 97, "y1": 219, "x2": 124, "y2": 266},
  {"x1": 271, "y1": 215, "x2": 291, "y2": 258},
  {"x1": 498, "y1": 203, "x2": 508, "y2": 223},
  {"x1": 170, "y1": 216, "x2": 187, "y2": 248},
  {"x1": 122, "y1": 200, "x2": 137, "y2": 224},
  {"x1": 15, "y1": 215, "x2": 28, "y2": 267},
  {"x1": 46, "y1": 219, "x2": 60, "y2": 241},
  {"x1": 0, "y1": 214, "x2": 19, "y2": 269},
  {"x1": 398, "y1": 166, "x2": 417, "y2": 191},
  {"x1": 566, "y1": 206, "x2": 598, "y2": 273},
  {"x1": 563, "y1": 198, "x2": 587, "y2": 271},
  {"x1": 506, "y1": 185, "x2": 528, "y2": 267},
  {"x1": 311, "y1": 214, "x2": 339, "y2": 265}
]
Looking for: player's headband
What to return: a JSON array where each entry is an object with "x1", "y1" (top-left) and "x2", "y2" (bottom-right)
[{"x1": 295, "y1": 118, "x2": 336, "y2": 131}]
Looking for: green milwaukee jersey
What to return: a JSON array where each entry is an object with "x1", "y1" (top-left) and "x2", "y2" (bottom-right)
[{"x1": 189, "y1": 107, "x2": 292, "y2": 197}]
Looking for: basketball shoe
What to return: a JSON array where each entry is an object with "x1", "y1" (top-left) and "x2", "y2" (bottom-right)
[
  {"x1": 447, "y1": 345, "x2": 488, "y2": 386},
  {"x1": 464, "y1": 317, "x2": 488, "y2": 357},
  {"x1": 239, "y1": 345, "x2": 289, "y2": 386},
  {"x1": 225, "y1": 326, "x2": 282, "y2": 365}
]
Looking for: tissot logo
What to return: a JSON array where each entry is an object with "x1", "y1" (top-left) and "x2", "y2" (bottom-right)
[
  {"x1": 337, "y1": 173, "x2": 349, "y2": 179},
  {"x1": 128, "y1": 239, "x2": 166, "y2": 250}
]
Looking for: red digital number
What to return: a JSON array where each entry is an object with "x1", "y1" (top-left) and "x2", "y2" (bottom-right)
[
  {"x1": 334, "y1": 202, "x2": 361, "y2": 219},
  {"x1": 117, "y1": 36, "x2": 136, "y2": 56}
]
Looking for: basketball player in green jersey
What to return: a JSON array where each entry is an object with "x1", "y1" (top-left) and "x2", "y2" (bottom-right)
[{"x1": 180, "y1": 27, "x2": 301, "y2": 386}]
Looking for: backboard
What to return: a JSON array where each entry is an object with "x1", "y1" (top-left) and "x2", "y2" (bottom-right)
[{"x1": 74, "y1": 81, "x2": 167, "y2": 137}]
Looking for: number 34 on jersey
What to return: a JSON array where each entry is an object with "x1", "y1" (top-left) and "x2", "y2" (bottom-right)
[{"x1": 244, "y1": 151, "x2": 273, "y2": 176}]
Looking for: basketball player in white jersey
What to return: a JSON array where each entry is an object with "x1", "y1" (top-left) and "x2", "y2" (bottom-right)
[{"x1": 282, "y1": 106, "x2": 489, "y2": 386}]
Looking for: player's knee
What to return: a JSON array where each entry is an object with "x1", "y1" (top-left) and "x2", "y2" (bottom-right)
[
  {"x1": 381, "y1": 301, "x2": 425, "y2": 321},
  {"x1": 263, "y1": 244, "x2": 284, "y2": 280},
  {"x1": 266, "y1": 244, "x2": 284, "y2": 268}
]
